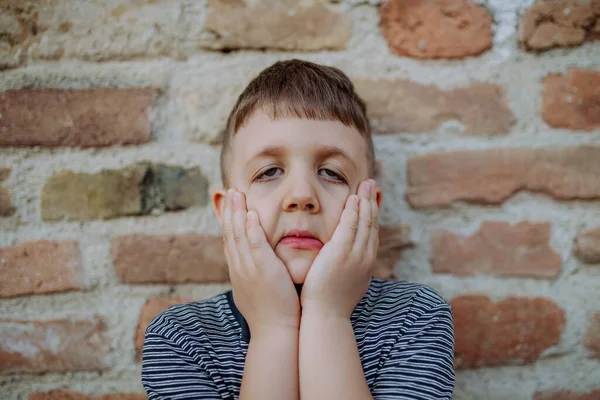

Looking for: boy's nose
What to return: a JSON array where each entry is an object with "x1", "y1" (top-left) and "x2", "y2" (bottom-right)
[
  {"x1": 282, "y1": 180, "x2": 320, "y2": 213},
  {"x1": 283, "y1": 195, "x2": 319, "y2": 213}
]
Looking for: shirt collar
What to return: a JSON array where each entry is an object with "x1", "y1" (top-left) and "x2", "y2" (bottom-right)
[{"x1": 226, "y1": 284, "x2": 303, "y2": 343}]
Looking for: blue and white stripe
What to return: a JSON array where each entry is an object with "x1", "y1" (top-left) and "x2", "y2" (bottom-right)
[{"x1": 142, "y1": 278, "x2": 455, "y2": 399}]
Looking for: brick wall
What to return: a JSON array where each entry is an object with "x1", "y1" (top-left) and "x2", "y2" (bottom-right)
[{"x1": 1, "y1": 0, "x2": 599, "y2": 399}]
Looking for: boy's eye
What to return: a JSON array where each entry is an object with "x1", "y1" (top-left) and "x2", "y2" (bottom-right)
[
  {"x1": 256, "y1": 167, "x2": 282, "y2": 180},
  {"x1": 319, "y1": 168, "x2": 345, "y2": 183}
]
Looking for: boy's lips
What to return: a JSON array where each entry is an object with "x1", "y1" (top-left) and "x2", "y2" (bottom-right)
[{"x1": 279, "y1": 230, "x2": 323, "y2": 250}]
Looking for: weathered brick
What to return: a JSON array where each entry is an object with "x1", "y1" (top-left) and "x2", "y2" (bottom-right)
[
  {"x1": 0, "y1": 88, "x2": 157, "y2": 148},
  {"x1": 533, "y1": 389, "x2": 600, "y2": 400},
  {"x1": 203, "y1": 0, "x2": 352, "y2": 51},
  {"x1": 111, "y1": 234, "x2": 228, "y2": 284},
  {"x1": 0, "y1": 240, "x2": 82, "y2": 298},
  {"x1": 29, "y1": 389, "x2": 147, "y2": 400},
  {"x1": 0, "y1": 0, "x2": 41, "y2": 70},
  {"x1": 373, "y1": 225, "x2": 412, "y2": 279},
  {"x1": 0, "y1": 188, "x2": 15, "y2": 216},
  {"x1": 5, "y1": 0, "x2": 352, "y2": 62},
  {"x1": 519, "y1": 0, "x2": 600, "y2": 51},
  {"x1": 379, "y1": 0, "x2": 493, "y2": 59},
  {"x1": 135, "y1": 296, "x2": 193, "y2": 361},
  {"x1": 42, "y1": 166, "x2": 145, "y2": 221},
  {"x1": 584, "y1": 312, "x2": 600, "y2": 359},
  {"x1": 0, "y1": 43, "x2": 23, "y2": 70},
  {"x1": 575, "y1": 227, "x2": 600, "y2": 264},
  {"x1": 452, "y1": 295, "x2": 566, "y2": 369},
  {"x1": 432, "y1": 221, "x2": 561, "y2": 279},
  {"x1": 0, "y1": 318, "x2": 110, "y2": 373},
  {"x1": 542, "y1": 68, "x2": 600, "y2": 131},
  {"x1": 354, "y1": 79, "x2": 515, "y2": 134},
  {"x1": 41, "y1": 163, "x2": 209, "y2": 221},
  {"x1": 28, "y1": 0, "x2": 181, "y2": 62},
  {"x1": 0, "y1": 167, "x2": 15, "y2": 216},
  {"x1": 406, "y1": 146, "x2": 600, "y2": 208}
]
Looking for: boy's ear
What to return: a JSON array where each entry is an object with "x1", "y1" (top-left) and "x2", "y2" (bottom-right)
[{"x1": 212, "y1": 189, "x2": 227, "y2": 226}]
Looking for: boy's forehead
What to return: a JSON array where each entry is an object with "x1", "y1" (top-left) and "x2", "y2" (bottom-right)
[{"x1": 232, "y1": 113, "x2": 366, "y2": 160}]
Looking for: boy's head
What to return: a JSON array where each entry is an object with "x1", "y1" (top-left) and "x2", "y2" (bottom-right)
[{"x1": 213, "y1": 59, "x2": 381, "y2": 284}]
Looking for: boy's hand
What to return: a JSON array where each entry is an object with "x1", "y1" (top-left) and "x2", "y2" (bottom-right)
[
  {"x1": 300, "y1": 179, "x2": 379, "y2": 319},
  {"x1": 222, "y1": 189, "x2": 301, "y2": 336}
]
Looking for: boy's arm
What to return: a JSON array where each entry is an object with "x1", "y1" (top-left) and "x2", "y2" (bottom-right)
[
  {"x1": 299, "y1": 181, "x2": 378, "y2": 399},
  {"x1": 225, "y1": 190, "x2": 300, "y2": 400},
  {"x1": 240, "y1": 327, "x2": 299, "y2": 400},
  {"x1": 299, "y1": 310, "x2": 373, "y2": 400}
]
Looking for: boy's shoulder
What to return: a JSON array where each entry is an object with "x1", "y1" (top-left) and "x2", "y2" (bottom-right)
[
  {"x1": 145, "y1": 291, "x2": 235, "y2": 340},
  {"x1": 366, "y1": 278, "x2": 447, "y2": 305},
  {"x1": 351, "y1": 278, "x2": 452, "y2": 344},
  {"x1": 358, "y1": 278, "x2": 450, "y2": 321}
]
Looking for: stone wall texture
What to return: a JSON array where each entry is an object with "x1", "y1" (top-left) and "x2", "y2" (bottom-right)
[{"x1": 1, "y1": 0, "x2": 599, "y2": 399}]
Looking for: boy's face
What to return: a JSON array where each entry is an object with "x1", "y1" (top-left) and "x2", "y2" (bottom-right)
[{"x1": 213, "y1": 111, "x2": 381, "y2": 284}]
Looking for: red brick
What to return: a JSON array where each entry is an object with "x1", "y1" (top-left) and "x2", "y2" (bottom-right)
[
  {"x1": 519, "y1": 0, "x2": 600, "y2": 51},
  {"x1": 0, "y1": 88, "x2": 157, "y2": 148},
  {"x1": 0, "y1": 240, "x2": 83, "y2": 298},
  {"x1": 0, "y1": 318, "x2": 110, "y2": 373},
  {"x1": 354, "y1": 79, "x2": 514, "y2": 134},
  {"x1": 374, "y1": 225, "x2": 413, "y2": 279},
  {"x1": 533, "y1": 389, "x2": 600, "y2": 400},
  {"x1": 451, "y1": 295, "x2": 566, "y2": 369},
  {"x1": 542, "y1": 68, "x2": 600, "y2": 131},
  {"x1": 29, "y1": 389, "x2": 147, "y2": 400},
  {"x1": 380, "y1": 0, "x2": 493, "y2": 59},
  {"x1": 406, "y1": 146, "x2": 600, "y2": 208},
  {"x1": 135, "y1": 296, "x2": 193, "y2": 361},
  {"x1": 575, "y1": 227, "x2": 600, "y2": 264},
  {"x1": 0, "y1": 167, "x2": 15, "y2": 216},
  {"x1": 204, "y1": 0, "x2": 351, "y2": 51},
  {"x1": 111, "y1": 234, "x2": 229, "y2": 284},
  {"x1": 584, "y1": 312, "x2": 600, "y2": 359},
  {"x1": 432, "y1": 221, "x2": 561, "y2": 279}
]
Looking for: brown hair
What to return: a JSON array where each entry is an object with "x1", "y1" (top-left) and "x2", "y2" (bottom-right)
[{"x1": 220, "y1": 59, "x2": 375, "y2": 187}]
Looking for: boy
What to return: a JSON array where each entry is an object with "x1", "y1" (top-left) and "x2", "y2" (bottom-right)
[{"x1": 142, "y1": 59, "x2": 454, "y2": 400}]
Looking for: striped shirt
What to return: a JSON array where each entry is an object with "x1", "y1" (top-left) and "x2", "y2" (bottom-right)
[{"x1": 142, "y1": 278, "x2": 455, "y2": 400}]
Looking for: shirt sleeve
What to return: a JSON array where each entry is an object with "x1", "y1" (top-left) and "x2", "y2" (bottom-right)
[
  {"x1": 371, "y1": 302, "x2": 455, "y2": 400},
  {"x1": 142, "y1": 328, "x2": 223, "y2": 400}
]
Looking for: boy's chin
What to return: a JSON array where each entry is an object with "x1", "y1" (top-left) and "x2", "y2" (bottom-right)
[{"x1": 276, "y1": 248, "x2": 317, "y2": 284}]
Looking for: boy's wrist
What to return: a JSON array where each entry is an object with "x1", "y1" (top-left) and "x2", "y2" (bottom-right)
[
  {"x1": 249, "y1": 321, "x2": 300, "y2": 340},
  {"x1": 300, "y1": 304, "x2": 352, "y2": 323}
]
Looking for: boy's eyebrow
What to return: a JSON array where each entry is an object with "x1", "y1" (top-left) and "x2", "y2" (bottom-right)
[
  {"x1": 315, "y1": 146, "x2": 357, "y2": 171},
  {"x1": 249, "y1": 145, "x2": 357, "y2": 172},
  {"x1": 250, "y1": 146, "x2": 287, "y2": 160}
]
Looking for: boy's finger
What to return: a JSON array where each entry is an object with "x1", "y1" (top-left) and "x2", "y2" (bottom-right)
[
  {"x1": 353, "y1": 181, "x2": 373, "y2": 254},
  {"x1": 231, "y1": 191, "x2": 255, "y2": 273},
  {"x1": 246, "y1": 210, "x2": 280, "y2": 270},
  {"x1": 331, "y1": 194, "x2": 360, "y2": 250},
  {"x1": 367, "y1": 184, "x2": 380, "y2": 260},
  {"x1": 222, "y1": 189, "x2": 241, "y2": 270}
]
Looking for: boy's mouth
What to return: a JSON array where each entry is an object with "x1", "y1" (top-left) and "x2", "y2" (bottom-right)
[{"x1": 278, "y1": 230, "x2": 323, "y2": 251}]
